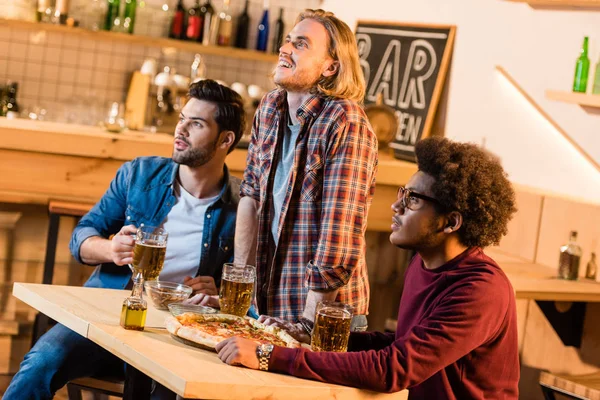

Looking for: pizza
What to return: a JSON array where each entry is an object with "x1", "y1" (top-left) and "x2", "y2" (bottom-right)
[{"x1": 165, "y1": 313, "x2": 301, "y2": 350}]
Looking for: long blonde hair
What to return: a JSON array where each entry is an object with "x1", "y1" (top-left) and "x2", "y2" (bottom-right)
[{"x1": 297, "y1": 9, "x2": 366, "y2": 103}]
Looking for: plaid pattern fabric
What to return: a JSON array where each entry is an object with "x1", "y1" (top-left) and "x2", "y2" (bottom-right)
[{"x1": 241, "y1": 89, "x2": 378, "y2": 321}]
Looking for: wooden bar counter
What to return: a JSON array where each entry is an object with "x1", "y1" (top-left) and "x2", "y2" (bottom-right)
[{"x1": 0, "y1": 117, "x2": 416, "y2": 231}]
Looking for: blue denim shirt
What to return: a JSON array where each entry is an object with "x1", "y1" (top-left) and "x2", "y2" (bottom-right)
[{"x1": 69, "y1": 156, "x2": 240, "y2": 290}]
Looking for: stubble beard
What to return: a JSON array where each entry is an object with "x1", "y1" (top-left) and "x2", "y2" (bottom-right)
[{"x1": 172, "y1": 136, "x2": 219, "y2": 168}]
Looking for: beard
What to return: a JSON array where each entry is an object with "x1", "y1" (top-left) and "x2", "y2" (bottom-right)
[
  {"x1": 172, "y1": 135, "x2": 219, "y2": 168},
  {"x1": 272, "y1": 63, "x2": 325, "y2": 93}
]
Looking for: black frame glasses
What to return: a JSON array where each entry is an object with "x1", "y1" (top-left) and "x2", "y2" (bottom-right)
[{"x1": 396, "y1": 186, "x2": 443, "y2": 211}]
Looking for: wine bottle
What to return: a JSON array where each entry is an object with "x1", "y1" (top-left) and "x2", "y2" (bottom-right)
[
  {"x1": 234, "y1": 0, "x2": 250, "y2": 49},
  {"x1": 169, "y1": 0, "x2": 187, "y2": 39},
  {"x1": 217, "y1": 0, "x2": 233, "y2": 46},
  {"x1": 573, "y1": 36, "x2": 590, "y2": 93},
  {"x1": 271, "y1": 7, "x2": 284, "y2": 54},
  {"x1": 256, "y1": 0, "x2": 269, "y2": 52},
  {"x1": 199, "y1": 0, "x2": 216, "y2": 45},
  {"x1": 123, "y1": 0, "x2": 137, "y2": 34},
  {"x1": 104, "y1": 0, "x2": 120, "y2": 31},
  {"x1": 186, "y1": 0, "x2": 202, "y2": 41},
  {"x1": 558, "y1": 231, "x2": 583, "y2": 280}
]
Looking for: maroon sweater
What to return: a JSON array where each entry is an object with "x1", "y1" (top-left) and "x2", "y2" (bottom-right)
[{"x1": 269, "y1": 247, "x2": 519, "y2": 399}]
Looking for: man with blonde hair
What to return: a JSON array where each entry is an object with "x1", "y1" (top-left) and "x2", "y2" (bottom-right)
[{"x1": 203, "y1": 9, "x2": 378, "y2": 342}]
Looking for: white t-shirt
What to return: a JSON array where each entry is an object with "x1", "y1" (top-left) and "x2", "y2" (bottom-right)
[{"x1": 159, "y1": 179, "x2": 219, "y2": 283}]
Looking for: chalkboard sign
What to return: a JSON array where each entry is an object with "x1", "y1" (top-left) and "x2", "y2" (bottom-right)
[{"x1": 356, "y1": 21, "x2": 456, "y2": 161}]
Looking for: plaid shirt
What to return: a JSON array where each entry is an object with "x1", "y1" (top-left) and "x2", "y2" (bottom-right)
[{"x1": 241, "y1": 89, "x2": 378, "y2": 321}]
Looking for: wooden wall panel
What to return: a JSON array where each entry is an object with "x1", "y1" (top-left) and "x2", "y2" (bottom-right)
[
  {"x1": 493, "y1": 189, "x2": 544, "y2": 262},
  {"x1": 536, "y1": 196, "x2": 600, "y2": 276}
]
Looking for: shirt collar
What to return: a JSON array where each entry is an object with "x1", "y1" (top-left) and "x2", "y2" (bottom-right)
[
  {"x1": 274, "y1": 89, "x2": 327, "y2": 123},
  {"x1": 164, "y1": 161, "x2": 236, "y2": 205}
]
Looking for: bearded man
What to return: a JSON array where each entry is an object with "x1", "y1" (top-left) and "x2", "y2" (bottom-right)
[{"x1": 4, "y1": 79, "x2": 245, "y2": 400}]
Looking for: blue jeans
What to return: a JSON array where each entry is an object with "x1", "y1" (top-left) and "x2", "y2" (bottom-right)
[{"x1": 4, "y1": 323, "x2": 124, "y2": 400}]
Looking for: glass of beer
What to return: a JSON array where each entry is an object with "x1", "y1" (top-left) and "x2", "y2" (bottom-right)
[
  {"x1": 311, "y1": 301, "x2": 353, "y2": 352},
  {"x1": 219, "y1": 263, "x2": 255, "y2": 317},
  {"x1": 132, "y1": 225, "x2": 168, "y2": 281}
]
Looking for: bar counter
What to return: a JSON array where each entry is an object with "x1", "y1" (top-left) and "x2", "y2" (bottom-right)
[{"x1": 0, "y1": 117, "x2": 416, "y2": 231}]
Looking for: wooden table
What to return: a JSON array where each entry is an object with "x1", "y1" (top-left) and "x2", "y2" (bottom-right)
[{"x1": 12, "y1": 282, "x2": 408, "y2": 400}]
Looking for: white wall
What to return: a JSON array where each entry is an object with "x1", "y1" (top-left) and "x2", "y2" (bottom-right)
[{"x1": 323, "y1": 0, "x2": 600, "y2": 203}]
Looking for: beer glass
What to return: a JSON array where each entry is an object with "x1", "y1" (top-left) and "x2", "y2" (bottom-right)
[
  {"x1": 311, "y1": 301, "x2": 353, "y2": 352},
  {"x1": 132, "y1": 225, "x2": 168, "y2": 281},
  {"x1": 219, "y1": 263, "x2": 255, "y2": 317}
]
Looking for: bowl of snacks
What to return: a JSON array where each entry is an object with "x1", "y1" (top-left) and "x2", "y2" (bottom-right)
[
  {"x1": 167, "y1": 303, "x2": 218, "y2": 317},
  {"x1": 144, "y1": 281, "x2": 193, "y2": 310}
]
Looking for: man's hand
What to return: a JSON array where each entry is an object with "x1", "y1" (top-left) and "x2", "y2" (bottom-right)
[
  {"x1": 216, "y1": 337, "x2": 259, "y2": 369},
  {"x1": 183, "y1": 293, "x2": 220, "y2": 309},
  {"x1": 183, "y1": 276, "x2": 218, "y2": 295},
  {"x1": 258, "y1": 315, "x2": 311, "y2": 344},
  {"x1": 109, "y1": 225, "x2": 137, "y2": 266}
]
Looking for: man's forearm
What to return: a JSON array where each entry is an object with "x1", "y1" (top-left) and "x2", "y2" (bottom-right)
[
  {"x1": 303, "y1": 288, "x2": 339, "y2": 321},
  {"x1": 234, "y1": 196, "x2": 259, "y2": 266},
  {"x1": 79, "y1": 236, "x2": 113, "y2": 265}
]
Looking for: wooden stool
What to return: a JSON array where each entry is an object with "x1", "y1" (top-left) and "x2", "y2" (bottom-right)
[
  {"x1": 67, "y1": 377, "x2": 124, "y2": 400},
  {"x1": 539, "y1": 371, "x2": 600, "y2": 400},
  {"x1": 30, "y1": 201, "x2": 94, "y2": 347}
]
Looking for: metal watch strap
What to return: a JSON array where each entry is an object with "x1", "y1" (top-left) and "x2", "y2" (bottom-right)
[
  {"x1": 257, "y1": 344, "x2": 273, "y2": 371},
  {"x1": 298, "y1": 317, "x2": 314, "y2": 335}
]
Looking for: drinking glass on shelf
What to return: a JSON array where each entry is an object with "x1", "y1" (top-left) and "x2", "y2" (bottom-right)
[
  {"x1": 311, "y1": 301, "x2": 353, "y2": 352},
  {"x1": 120, "y1": 225, "x2": 168, "y2": 331},
  {"x1": 218, "y1": 263, "x2": 255, "y2": 317}
]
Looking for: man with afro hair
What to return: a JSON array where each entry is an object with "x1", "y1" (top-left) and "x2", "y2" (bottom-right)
[{"x1": 215, "y1": 137, "x2": 519, "y2": 400}]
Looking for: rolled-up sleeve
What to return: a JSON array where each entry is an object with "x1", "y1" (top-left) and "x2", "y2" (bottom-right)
[
  {"x1": 305, "y1": 118, "x2": 378, "y2": 290},
  {"x1": 240, "y1": 107, "x2": 261, "y2": 202},
  {"x1": 69, "y1": 161, "x2": 132, "y2": 264}
]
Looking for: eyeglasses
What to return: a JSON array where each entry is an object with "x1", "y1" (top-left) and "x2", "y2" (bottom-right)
[{"x1": 396, "y1": 186, "x2": 443, "y2": 211}]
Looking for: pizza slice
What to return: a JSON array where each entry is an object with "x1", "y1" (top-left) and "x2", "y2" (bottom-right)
[{"x1": 165, "y1": 313, "x2": 301, "y2": 350}]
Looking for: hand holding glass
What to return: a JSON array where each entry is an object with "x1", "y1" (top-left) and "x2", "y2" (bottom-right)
[{"x1": 311, "y1": 301, "x2": 353, "y2": 352}]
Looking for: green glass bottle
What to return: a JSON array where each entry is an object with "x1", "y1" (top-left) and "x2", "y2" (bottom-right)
[
  {"x1": 104, "y1": 0, "x2": 120, "y2": 31},
  {"x1": 573, "y1": 36, "x2": 590, "y2": 93},
  {"x1": 592, "y1": 57, "x2": 600, "y2": 95},
  {"x1": 124, "y1": 0, "x2": 137, "y2": 34}
]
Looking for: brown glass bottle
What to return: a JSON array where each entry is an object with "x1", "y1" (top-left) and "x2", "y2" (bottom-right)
[{"x1": 558, "y1": 231, "x2": 583, "y2": 280}]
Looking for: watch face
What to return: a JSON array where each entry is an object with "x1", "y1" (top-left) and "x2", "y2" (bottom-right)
[{"x1": 262, "y1": 344, "x2": 274, "y2": 353}]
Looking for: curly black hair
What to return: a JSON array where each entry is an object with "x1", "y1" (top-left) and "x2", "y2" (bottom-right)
[
  {"x1": 188, "y1": 79, "x2": 246, "y2": 153},
  {"x1": 415, "y1": 137, "x2": 517, "y2": 248}
]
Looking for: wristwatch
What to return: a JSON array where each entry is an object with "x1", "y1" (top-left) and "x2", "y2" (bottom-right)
[{"x1": 256, "y1": 343, "x2": 274, "y2": 371}]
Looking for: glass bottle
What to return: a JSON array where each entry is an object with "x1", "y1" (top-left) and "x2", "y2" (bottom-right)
[
  {"x1": 120, "y1": 267, "x2": 148, "y2": 331},
  {"x1": 0, "y1": 84, "x2": 7, "y2": 117},
  {"x1": 592, "y1": 56, "x2": 600, "y2": 95},
  {"x1": 186, "y1": 0, "x2": 202, "y2": 41},
  {"x1": 104, "y1": 0, "x2": 120, "y2": 31},
  {"x1": 217, "y1": 0, "x2": 233, "y2": 46},
  {"x1": 271, "y1": 7, "x2": 283, "y2": 54},
  {"x1": 169, "y1": 0, "x2": 186, "y2": 40},
  {"x1": 573, "y1": 36, "x2": 590, "y2": 93},
  {"x1": 256, "y1": 0, "x2": 269, "y2": 52},
  {"x1": 53, "y1": 0, "x2": 69, "y2": 25},
  {"x1": 5, "y1": 82, "x2": 20, "y2": 119},
  {"x1": 558, "y1": 231, "x2": 583, "y2": 280},
  {"x1": 199, "y1": 0, "x2": 216, "y2": 45},
  {"x1": 123, "y1": 0, "x2": 137, "y2": 34},
  {"x1": 234, "y1": 0, "x2": 250, "y2": 49},
  {"x1": 36, "y1": 0, "x2": 53, "y2": 22},
  {"x1": 586, "y1": 252, "x2": 597, "y2": 280}
]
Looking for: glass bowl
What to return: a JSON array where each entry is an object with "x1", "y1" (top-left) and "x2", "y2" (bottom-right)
[
  {"x1": 167, "y1": 303, "x2": 218, "y2": 317},
  {"x1": 144, "y1": 281, "x2": 193, "y2": 310}
]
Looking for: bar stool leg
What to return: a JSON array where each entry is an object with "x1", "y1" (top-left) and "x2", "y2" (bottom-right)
[{"x1": 31, "y1": 212, "x2": 60, "y2": 347}]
